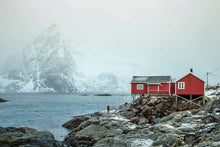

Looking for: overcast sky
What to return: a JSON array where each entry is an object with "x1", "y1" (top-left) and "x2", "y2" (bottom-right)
[{"x1": 0, "y1": 0, "x2": 220, "y2": 84}]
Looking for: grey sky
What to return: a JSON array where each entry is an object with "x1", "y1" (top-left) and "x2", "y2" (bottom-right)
[{"x1": 0, "y1": 0, "x2": 220, "y2": 84}]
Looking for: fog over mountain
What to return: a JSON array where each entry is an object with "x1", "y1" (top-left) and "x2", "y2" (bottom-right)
[
  {"x1": 1, "y1": 0, "x2": 220, "y2": 88},
  {"x1": 0, "y1": 25, "x2": 129, "y2": 93}
]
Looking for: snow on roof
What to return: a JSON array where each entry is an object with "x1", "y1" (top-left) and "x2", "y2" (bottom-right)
[{"x1": 131, "y1": 76, "x2": 171, "y2": 84}]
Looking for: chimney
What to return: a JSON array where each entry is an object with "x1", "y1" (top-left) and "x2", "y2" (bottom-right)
[{"x1": 190, "y1": 68, "x2": 193, "y2": 73}]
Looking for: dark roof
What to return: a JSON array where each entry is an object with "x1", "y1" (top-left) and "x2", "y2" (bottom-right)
[{"x1": 131, "y1": 76, "x2": 171, "y2": 84}]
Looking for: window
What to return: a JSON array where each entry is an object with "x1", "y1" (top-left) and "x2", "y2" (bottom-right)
[
  {"x1": 178, "y1": 82, "x2": 185, "y2": 89},
  {"x1": 137, "y1": 84, "x2": 144, "y2": 90}
]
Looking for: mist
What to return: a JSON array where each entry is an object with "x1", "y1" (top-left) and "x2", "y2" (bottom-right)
[{"x1": 1, "y1": 0, "x2": 220, "y2": 86}]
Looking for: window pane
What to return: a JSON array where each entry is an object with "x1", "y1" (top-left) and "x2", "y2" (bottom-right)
[{"x1": 137, "y1": 84, "x2": 143, "y2": 90}]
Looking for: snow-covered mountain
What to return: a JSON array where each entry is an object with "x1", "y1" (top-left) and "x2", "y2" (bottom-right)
[
  {"x1": 0, "y1": 25, "x2": 77, "y2": 93},
  {"x1": 0, "y1": 25, "x2": 130, "y2": 93}
]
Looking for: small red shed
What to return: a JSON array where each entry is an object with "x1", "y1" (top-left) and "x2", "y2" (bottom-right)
[
  {"x1": 131, "y1": 76, "x2": 175, "y2": 95},
  {"x1": 175, "y1": 73, "x2": 204, "y2": 96}
]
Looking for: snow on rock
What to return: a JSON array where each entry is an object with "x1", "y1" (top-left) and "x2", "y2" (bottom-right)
[
  {"x1": 128, "y1": 139, "x2": 153, "y2": 147},
  {"x1": 111, "y1": 115, "x2": 129, "y2": 122},
  {"x1": 205, "y1": 88, "x2": 220, "y2": 99},
  {"x1": 163, "y1": 124, "x2": 175, "y2": 129}
]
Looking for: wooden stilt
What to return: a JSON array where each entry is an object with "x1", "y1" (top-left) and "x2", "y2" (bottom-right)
[
  {"x1": 203, "y1": 95, "x2": 205, "y2": 106},
  {"x1": 175, "y1": 96, "x2": 178, "y2": 110},
  {"x1": 176, "y1": 95, "x2": 203, "y2": 108},
  {"x1": 190, "y1": 95, "x2": 192, "y2": 109}
]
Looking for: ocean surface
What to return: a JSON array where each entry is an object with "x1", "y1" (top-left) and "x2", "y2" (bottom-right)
[{"x1": 0, "y1": 93, "x2": 131, "y2": 141}]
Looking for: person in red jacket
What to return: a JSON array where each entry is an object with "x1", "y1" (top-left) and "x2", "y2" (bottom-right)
[{"x1": 107, "y1": 105, "x2": 110, "y2": 114}]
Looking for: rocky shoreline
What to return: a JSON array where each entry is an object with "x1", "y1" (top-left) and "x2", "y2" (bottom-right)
[
  {"x1": 62, "y1": 96, "x2": 220, "y2": 147},
  {"x1": 0, "y1": 96, "x2": 220, "y2": 146}
]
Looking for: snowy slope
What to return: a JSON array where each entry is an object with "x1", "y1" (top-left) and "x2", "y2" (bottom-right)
[{"x1": 78, "y1": 72, "x2": 128, "y2": 93}]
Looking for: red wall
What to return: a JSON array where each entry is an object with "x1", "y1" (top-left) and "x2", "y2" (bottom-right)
[
  {"x1": 148, "y1": 85, "x2": 159, "y2": 94},
  {"x1": 131, "y1": 83, "x2": 175, "y2": 95},
  {"x1": 159, "y1": 83, "x2": 169, "y2": 94},
  {"x1": 131, "y1": 83, "x2": 147, "y2": 94},
  {"x1": 176, "y1": 74, "x2": 204, "y2": 95},
  {"x1": 170, "y1": 83, "x2": 175, "y2": 95}
]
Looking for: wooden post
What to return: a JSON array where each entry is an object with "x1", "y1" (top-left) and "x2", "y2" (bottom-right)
[
  {"x1": 158, "y1": 85, "x2": 159, "y2": 95},
  {"x1": 132, "y1": 94, "x2": 135, "y2": 103},
  {"x1": 175, "y1": 96, "x2": 178, "y2": 110},
  {"x1": 190, "y1": 95, "x2": 192, "y2": 109},
  {"x1": 203, "y1": 95, "x2": 205, "y2": 106},
  {"x1": 169, "y1": 82, "x2": 170, "y2": 95}
]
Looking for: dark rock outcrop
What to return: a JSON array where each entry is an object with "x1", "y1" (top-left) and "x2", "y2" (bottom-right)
[
  {"x1": 0, "y1": 127, "x2": 62, "y2": 147},
  {"x1": 0, "y1": 98, "x2": 8, "y2": 103},
  {"x1": 95, "y1": 94, "x2": 112, "y2": 96},
  {"x1": 62, "y1": 115, "x2": 90, "y2": 130}
]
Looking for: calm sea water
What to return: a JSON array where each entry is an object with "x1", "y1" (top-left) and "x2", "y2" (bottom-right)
[{"x1": 0, "y1": 93, "x2": 131, "y2": 141}]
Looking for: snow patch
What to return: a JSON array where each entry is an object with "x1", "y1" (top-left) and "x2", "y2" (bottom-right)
[
  {"x1": 127, "y1": 124, "x2": 137, "y2": 130},
  {"x1": 205, "y1": 88, "x2": 220, "y2": 98},
  {"x1": 111, "y1": 115, "x2": 129, "y2": 122},
  {"x1": 19, "y1": 79, "x2": 35, "y2": 92},
  {"x1": 129, "y1": 139, "x2": 153, "y2": 147},
  {"x1": 163, "y1": 124, "x2": 175, "y2": 129},
  {"x1": 181, "y1": 123, "x2": 197, "y2": 128}
]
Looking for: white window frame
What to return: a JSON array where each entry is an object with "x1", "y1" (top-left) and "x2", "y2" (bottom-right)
[
  {"x1": 137, "y1": 84, "x2": 144, "y2": 90},
  {"x1": 178, "y1": 82, "x2": 185, "y2": 89}
]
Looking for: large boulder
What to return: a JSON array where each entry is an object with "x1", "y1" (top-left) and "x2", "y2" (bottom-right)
[
  {"x1": 138, "y1": 117, "x2": 149, "y2": 125},
  {"x1": 153, "y1": 133, "x2": 185, "y2": 146},
  {"x1": 62, "y1": 115, "x2": 90, "y2": 130},
  {"x1": 68, "y1": 124, "x2": 109, "y2": 146},
  {"x1": 119, "y1": 110, "x2": 136, "y2": 119},
  {"x1": 129, "y1": 117, "x2": 140, "y2": 124}
]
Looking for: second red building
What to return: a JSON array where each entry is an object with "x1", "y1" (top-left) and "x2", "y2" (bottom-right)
[{"x1": 131, "y1": 76, "x2": 175, "y2": 95}]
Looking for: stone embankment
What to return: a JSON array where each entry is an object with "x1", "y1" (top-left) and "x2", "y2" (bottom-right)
[{"x1": 63, "y1": 96, "x2": 220, "y2": 147}]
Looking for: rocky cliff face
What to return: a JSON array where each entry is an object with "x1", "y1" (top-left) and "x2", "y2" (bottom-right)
[{"x1": 1, "y1": 25, "x2": 77, "y2": 93}]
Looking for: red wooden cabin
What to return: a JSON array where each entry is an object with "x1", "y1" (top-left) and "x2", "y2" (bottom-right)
[
  {"x1": 175, "y1": 73, "x2": 205, "y2": 107},
  {"x1": 175, "y1": 73, "x2": 204, "y2": 97},
  {"x1": 131, "y1": 76, "x2": 175, "y2": 95}
]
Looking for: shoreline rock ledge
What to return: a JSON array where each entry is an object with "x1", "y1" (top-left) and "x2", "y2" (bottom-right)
[
  {"x1": 63, "y1": 96, "x2": 220, "y2": 147},
  {"x1": 0, "y1": 127, "x2": 62, "y2": 146}
]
